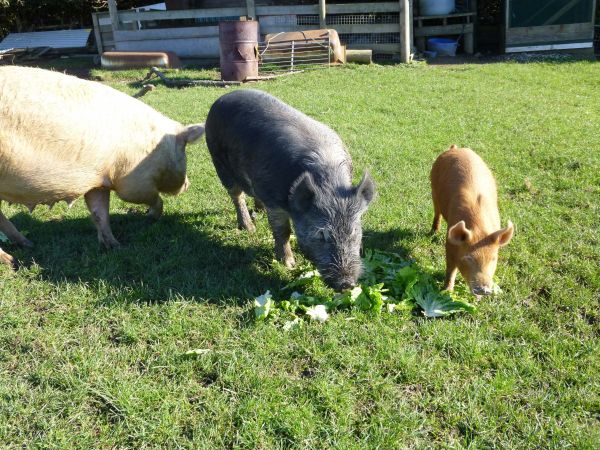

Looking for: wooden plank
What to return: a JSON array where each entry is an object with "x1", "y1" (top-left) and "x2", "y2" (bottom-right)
[
  {"x1": 347, "y1": 43, "x2": 399, "y2": 53},
  {"x1": 91, "y1": 13, "x2": 103, "y2": 55},
  {"x1": 115, "y1": 36, "x2": 220, "y2": 58},
  {"x1": 505, "y1": 22, "x2": 594, "y2": 45},
  {"x1": 327, "y1": 2, "x2": 400, "y2": 14},
  {"x1": 414, "y1": 12, "x2": 476, "y2": 20},
  {"x1": 319, "y1": 0, "x2": 326, "y2": 28},
  {"x1": 255, "y1": 5, "x2": 319, "y2": 15},
  {"x1": 117, "y1": 7, "x2": 246, "y2": 22},
  {"x1": 399, "y1": 0, "x2": 410, "y2": 62},
  {"x1": 260, "y1": 24, "x2": 319, "y2": 35},
  {"x1": 107, "y1": 0, "x2": 121, "y2": 31},
  {"x1": 414, "y1": 24, "x2": 474, "y2": 37},
  {"x1": 333, "y1": 23, "x2": 400, "y2": 34},
  {"x1": 246, "y1": 0, "x2": 256, "y2": 19},
  {"x1": 114, "y1": 27, "x2": 219, "y2": 43}
]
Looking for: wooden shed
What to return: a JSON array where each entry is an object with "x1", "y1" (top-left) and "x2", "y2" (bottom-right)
[
  {"x1": 93, "y1": 1, "x2": 413, "y2": 62},
  {"x1": 91, "y1": 1, "x2": 598, "y2": 61},
  {"x1": 503, "y1": 0, "x2": 597, "y2": 53}
]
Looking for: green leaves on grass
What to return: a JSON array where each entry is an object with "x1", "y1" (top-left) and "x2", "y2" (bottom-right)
[{"x1": 252, "y1": 249, "x2": 478, "y2": 326}]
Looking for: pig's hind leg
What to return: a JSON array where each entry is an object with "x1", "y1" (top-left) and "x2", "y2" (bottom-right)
[
  {"x1": 84, "y1": 188, "x2": 121, "y2": 249},
  {"x1": 266, "y1": 208, "x2": 295, "y2": 268},
  {"x1": 431, "y1": 200, "x2": 442, "y2": 234},
  {"x1": 229, "y1": 187, "x2": 255, "y2": 233}
]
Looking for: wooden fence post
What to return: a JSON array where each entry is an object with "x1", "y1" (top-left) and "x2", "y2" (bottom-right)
[
  {"x1": 108, "y1": 0, "x2": 121, "y2": 32},
  {"x1": 399, "y1": 0, "x2": 411, "y2": 62},
  {"x1": 319, "y1": 0, "x2": 327, "y2": 28},
  {"x1": 91, "y1": 13, "x2": 103, "y2": 55},
  {"x1": 246, "y1": 0, "x2": 256, "y2": 20}
]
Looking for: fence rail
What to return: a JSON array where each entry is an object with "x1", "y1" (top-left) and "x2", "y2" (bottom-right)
[{"x1": 93, "y1": 2, "x2": 410, "y2": 59}]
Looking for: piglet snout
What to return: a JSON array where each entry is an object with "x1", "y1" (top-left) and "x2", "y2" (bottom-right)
[{"x1": 471, "y1": 285, "x2": 494, "y2": 296}]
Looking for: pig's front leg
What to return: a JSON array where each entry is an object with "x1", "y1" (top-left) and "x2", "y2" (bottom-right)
[
  {"x1": 0, "y1": 205, "x2": 33, "y2": 248},
  {"x1": 147, "y1": 195, "x2": 163, "y2": 221},
  {"x1": 0, "y1": 247, "x2": 15, "y2": 268},
  {"x1": 84, "y1": 188, "x2": 120, "y2": 249},
  {"x1": 266, "y1": 208, "x2": 295, "y2": 268}
]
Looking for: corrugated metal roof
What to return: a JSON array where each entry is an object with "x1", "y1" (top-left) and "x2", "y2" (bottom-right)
[{"x1": 0, "y1": 29, "x2": 91, "y2": 51}]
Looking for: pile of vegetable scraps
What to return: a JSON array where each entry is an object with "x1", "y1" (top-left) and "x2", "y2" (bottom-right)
[{"x1": 254, "y1": 249, "x2": 484, "y2": 328}]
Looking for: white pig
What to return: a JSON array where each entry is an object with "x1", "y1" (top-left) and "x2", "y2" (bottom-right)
[{"x1": 0, "y1": 66, "x2": 204, "y2": 266}]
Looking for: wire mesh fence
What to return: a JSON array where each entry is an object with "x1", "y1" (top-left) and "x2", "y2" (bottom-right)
[
  {"x1": 297, "y1": 13, "x2": 400, "y2": 26},
  {"x1": 258, "y1": 35, "x2": 332, "y2": 75}
]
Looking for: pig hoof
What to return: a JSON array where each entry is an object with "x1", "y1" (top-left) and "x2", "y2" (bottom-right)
[
  {"x1": 101, "y1": 237, "x2": 121, "y2": 250},
  {"x1": 283, "y1": 256, "x2": 296, "y2": 269},
  {"x1": 147, "y1": 208, "x2": 162, "y2": 221},
  {"x1": 0, "y1": 252, "x2": 16, "y2": 269},
  {"x1": 19, "y1": 237, "x2": 34, "y2": 248},
  {"x1": 238, "y1": 222, "x2": 256, "y2": 233}
]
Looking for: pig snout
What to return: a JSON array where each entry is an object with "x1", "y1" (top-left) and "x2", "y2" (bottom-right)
[
  {"x1": 471, "y1": 284, "x2": 494, "y2": 296},
  {"x1": 317, "y1": 258, "x2": 363, "y2": 292},
  {"x1": 326, "y1": 275, "x2": 356, "y2": 292}
]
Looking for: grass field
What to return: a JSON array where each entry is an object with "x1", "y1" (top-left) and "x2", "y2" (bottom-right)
[{"x1": 0, "y1": 59, "x2": 599, "y2": 448}]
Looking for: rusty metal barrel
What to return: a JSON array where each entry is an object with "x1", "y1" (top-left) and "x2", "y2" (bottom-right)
[{"x1": 219, "y1": 20, "x2": 259, "y2": 82}]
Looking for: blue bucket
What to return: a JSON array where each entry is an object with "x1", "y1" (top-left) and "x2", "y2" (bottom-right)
[{"x1": 427, "y1": 38, "x2": 458, "y2": 56}]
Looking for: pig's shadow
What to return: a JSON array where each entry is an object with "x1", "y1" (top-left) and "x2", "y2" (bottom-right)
[
  {"x1": 362, "y1": 227, "x2": 417, "y2": 258},
  {"x1": 6, "y1": 210, "x2": 285, "y2": 306}
]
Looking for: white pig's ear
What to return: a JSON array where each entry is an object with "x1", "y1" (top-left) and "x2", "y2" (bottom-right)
[
  {"x1": 448, "y1": 220, "x2": 472, "y2": 246},
  {"x1": 289, "y1": 172, "x2": 316, "y2": 213},
  {"x1": 179, "y1": 123, "x2": 205, "y2": 144},
  {"x1": 492, "y1": 220, "x2": 514, "y2": 247}
]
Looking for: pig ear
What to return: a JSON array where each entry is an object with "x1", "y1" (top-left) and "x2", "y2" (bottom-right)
[
  {"x1": 492, "y1": 220, "x2": 514, "y2": 247},
  {"x1": 179, "y1": 123, "x2": 205, "y2": 145},
  {"x1": 356, "y1": 172, "x2": 375, "y2": 210},
  {"x1": 447, "y1": 220, "x2": 472, "y2": 246},
  {"x1": 289, "y1": 172, "x2": 316, "y2": 213}
]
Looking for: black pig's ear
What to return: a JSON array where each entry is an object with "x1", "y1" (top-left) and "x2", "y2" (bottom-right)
[
  {"x1": 289, "y1": 172, "x2": 317, "y2": 213},
  {"x1": 356, "y1": 171, "x2": 375, "y2": 211}
]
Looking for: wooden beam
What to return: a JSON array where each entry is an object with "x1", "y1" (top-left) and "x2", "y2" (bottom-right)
[
  {"x1": 332, "y1": 23, "x2": 400, "y2": 34},
  {"x1": 399, "y1": 0, "x2": 411, "y2": 63},
  {"x1": 319, "y1": 0, "x2": 327, "y2": 29},
  {"x1": 91, "y1": 12, "x2": 103, "y2": 55},
  {"x1": 246, "y1": 0, "x2": 256, "y2": 20},
  {"x1": 107, "y1": 0, "x2": 120, "y2": 32},
  {"x1": 117, "y1": 7, "x2": 247, "y2": 22},
  {"x1": 327, "y1": 3, "x2": 400, "y2": 14},
  {"x1": 413, "y1": 23, "x2": 474, "y2": 37}
]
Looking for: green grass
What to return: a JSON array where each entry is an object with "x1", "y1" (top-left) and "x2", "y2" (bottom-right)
[{"x1": 1, "y1": 60, "x2": 599, "y2": 448}]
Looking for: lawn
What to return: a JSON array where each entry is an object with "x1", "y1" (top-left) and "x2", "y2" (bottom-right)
[{"x1": 0, "y1": 59, "x2": 598, "y2": 448}]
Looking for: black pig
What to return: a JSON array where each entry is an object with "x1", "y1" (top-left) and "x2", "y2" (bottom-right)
[{"x1": 205, "y1": 90, "x2": 375, "y2": 291}]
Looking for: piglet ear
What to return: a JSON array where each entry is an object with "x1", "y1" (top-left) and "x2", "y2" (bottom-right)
[
  {"x1": 356, "y1": 171, "x2": 375, "y2": 210},
  {"x1": 492, "y1": 220, "x2": 514, "y2": 247},
  {"x1": 289, "y1": 172, "x2": 316, "y2": 213},
  {"x1": 179, "y1": 123, "x2": 205, "y2": 145},
  {"x1": 447, "y1": 220, "x2": 472, "y2": 246}
]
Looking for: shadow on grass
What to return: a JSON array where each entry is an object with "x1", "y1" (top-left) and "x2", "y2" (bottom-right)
[
  {"x1": 363, "y1": 226, "x2": 417, "y2": 258},
  {"x1": 7, "y1": 210, "x2": 285, "y2": 306}
]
